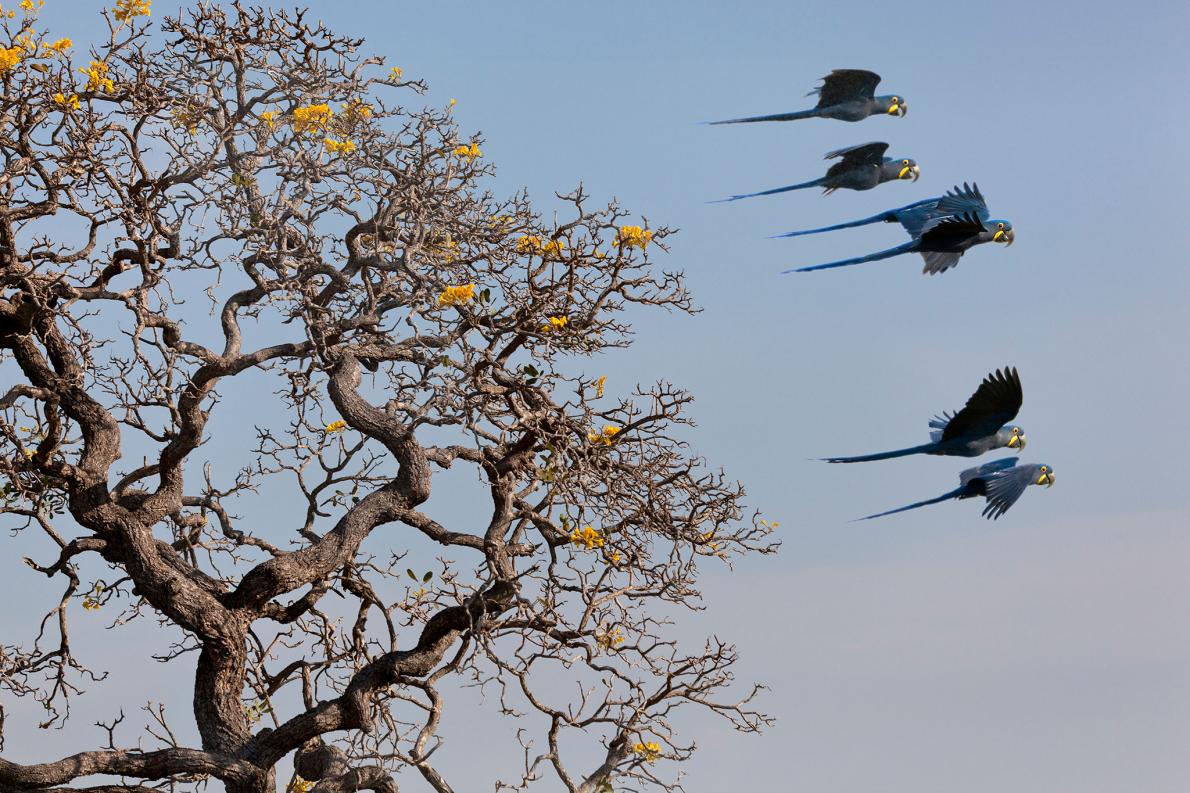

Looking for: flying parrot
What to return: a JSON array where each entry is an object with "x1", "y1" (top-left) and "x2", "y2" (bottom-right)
[
  {"x1": 781, "y1": 182, "x2": 1014, "y2": 274},
  {"x1": 708, "y1": 69, "x2": 907, "y2": 124},
  {"x1": 857, "y1": 458, "x2": 1055, "y2": 521},
  {"x1": 823, "y1": 367, "x2": 1025, "y2": 463},
  {"x1": 713, "y1": 142, "x2": 920, "y2": 202}
]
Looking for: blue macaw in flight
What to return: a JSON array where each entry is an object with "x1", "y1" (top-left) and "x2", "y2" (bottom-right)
[
  {"x1": 780, "y1": 182, "x2": 1015, "y2": 274},
  {"x1": 712, "y1": 142, "x2": 920, "y2": 202},
  {"x1": 823, "y1": 368, "x2": 1026, "y2": 463},
  {"x1": 857, "y1": 458, "x2": 1055, "y2": 521},
  {"x1": 708, "y1": 69, "x2": 906, "y2": 124}
]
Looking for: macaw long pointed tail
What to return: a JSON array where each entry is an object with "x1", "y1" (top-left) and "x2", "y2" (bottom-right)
[
  {"x1": 784, "y1": 240, "x2": 920, "y2": 274},
  {"x1": 854, "y1": 488, "x2": 964, "y2": 521},
  {"x1": 710, "y1": 177, "x2": 827, "y2": 203},
  {"x1": 771, "y1": 196, "x2": 940, "y2": 238},
  {"x1": 821, "y1": 443, "x2": 938, "y2": 463},
  {"x1": 705, "y1": 108, "x2": 821, "y2": 125}
]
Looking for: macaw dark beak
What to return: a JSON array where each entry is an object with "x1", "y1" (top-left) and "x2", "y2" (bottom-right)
[{"x1": 1005, "y1": 228, "x2": 1015, "y2": 246}]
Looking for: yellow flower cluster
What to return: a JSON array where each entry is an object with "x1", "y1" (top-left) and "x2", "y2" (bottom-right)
[
  {"x1": 516, "y1": 235, "x2": 565, "y2": 257},
  {"x1": 541, "y1": 315, "x2": 568, "y2": 332},
  {"x1": 19, "y1": 0, "x2": 42, "y2": 13},
  {"x1": 595, "y1": 375, "x2": 606, "y2": 398},
  {"x1": 452, "y1": 142, "x2": 482, "y2": 161},
  {"x1": 53, "y1": 92, "x2": 79, "y2": 110},
  {"x1": 437, "y1": 283, "x2": 475, "y2": 307},
  {"x1": 324, "y1": 420, "x2": 348, "y2": 434},
  {"x1": 613, "y1": 225, "x2": 653, "y2": 250},
  {"x1": 80, "y1": 60, "x2": 114, "y2": 94},
  {"x1": 288, "y1": 777, "x2": 315, "y2": 793},
  {"x1": 342, "y1": 99, "x2": 372, "y2": 120},
  {"x1": 113, "y1": 0, "x2": 150, "y2": 23},
  {"x1": 588, "y1": 425, "x2": 621, "y2": 446},
  {"x1": 389, "y1": 65, "x2": 403, "y2": 80},
  {"x1": 324, "y1": 137, "x2": 356, "y2": 155},
  {"x1": 0, "y1": 46, "x2": 23, "y2": 73},
  {"x1": 596, "y1": 626, "x2": 625, "y2": 650},
  {"x1": 633, "y1": 741, "x2": 661, "y2": 763},
  {"x1": 81, "y1": 583, "x2": 104, "y2": 612},
  {"x1": 292, "y1": 102, "x2": 333, "y2": 134},
  {"x1": 43, "y1": 37, "x2": 71, "y2": 55},
  {"x1": 259, "y1": 110, "x2": 277, "y2": 129},
  {"x1": 570, "y1": 525, "x2": 604, "y2": 550}
]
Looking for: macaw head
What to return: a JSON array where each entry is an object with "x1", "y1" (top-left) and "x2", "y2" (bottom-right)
[
  {"x1": 1000, "y1": 425, "x2": 1027, "y2": 451},
  {"x1": 879, "y1": 95, "x2": 907, "y2": 116},
  {"x1": 1032, "y1": 463, "x2": 1055, "y2": 487},
  {"x1": 989, "y1": 220, "x2": 1015, "y2": 245},
  {"x1": 883, "y1": 157, "x2": 920, "y2": 182}
]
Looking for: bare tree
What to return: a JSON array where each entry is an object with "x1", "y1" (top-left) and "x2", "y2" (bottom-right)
[{"x1": 0, "y1": 3, "x2": 777, "y2": 792}]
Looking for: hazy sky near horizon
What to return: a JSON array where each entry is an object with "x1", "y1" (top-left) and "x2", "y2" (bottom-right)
[{"x1": 4, "y1": 1, "x2": 1190, "y2": 791}]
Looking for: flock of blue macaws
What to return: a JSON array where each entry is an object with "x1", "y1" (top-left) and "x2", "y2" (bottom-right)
[{"x1": 710, "y1": 69, "x2": 1054, "y2": 521}]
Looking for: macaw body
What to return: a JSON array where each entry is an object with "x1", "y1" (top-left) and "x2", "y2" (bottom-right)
[
  {"x1": 858, "y1": 458, "x2": 1055, "y2": 521},
  {"x1": 714, "y1": 142, "x2": 920, "y2": 202},
  {"x1": 781, "y1": 182, "x2": 1015, "y2": 275},
  {"x1": 823, "y1": 368, "x2": 1026, "y2": 463},
  {"x1": 708, "y1": 69, "x2": 906, "y2": 125}
]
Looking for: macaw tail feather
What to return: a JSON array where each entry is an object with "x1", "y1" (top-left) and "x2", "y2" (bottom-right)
[
  {"x1": 820, "y1": 443, "x2": 938, "y2": 463},
  {"x1": 784, "y1": 240, "x2": 920, "y2": 273},
  {"x1": 704, "y1": 108, "x2": 820, "y2": 125},
  {"x1": 709, "y1": 177, "x2": 827, "y2": 203},
  {"x1": 770, "y1": 196, "x2": 939, "y2": 238},
  {"x1": 854, "y1": 488, "x2": 963, "y2": 521}
]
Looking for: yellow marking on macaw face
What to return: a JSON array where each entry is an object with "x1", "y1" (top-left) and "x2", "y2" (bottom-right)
[
  {"x1": 1036, "y1": 466, "x2": 1054, "y2": 487},
  {"x1": 887, "y1": 102, "x2": 900, "y2": 115},
  {"x1": 993, "y1": 230, "x2": 1006, "y2": 241},
  {"x1": 1007, "y1": 434, "x2": 1020, "y2": 448},
  {"x1": 898, "y1": 165, "x2": 911, "y2": 179}
]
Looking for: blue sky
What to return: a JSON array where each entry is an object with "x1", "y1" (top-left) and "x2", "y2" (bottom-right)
[{"x1": 5, "y1": 1, "x2": 1190, "y2": 791}]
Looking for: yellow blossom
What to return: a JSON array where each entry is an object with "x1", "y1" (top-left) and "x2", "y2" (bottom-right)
[
  {"x1": 570, "y1": 525, "x2": 604, "y2": 551},
  {"x1": 389, "y1": 65, "x2": 403, "y2": 80},
  {"x1": 79, "y1": 60, "x2": 114, "y2": 93},
  {"x1": 342, "y1": 98, "x2": 372, "y2": 119},
  {"x1": 82, "y1": 583, "x2": 103, "y2": 611},
  {"x1": 43, "y1": 37, "x2": 71, "y2": 54},
  {"x1": 587, "y1": 425, "x2": 621, "y2": 446},
  {"x1": 18, "y1": 0, "x2": 42, "y2": 13},
  {"x1": 288, "y1": 777, "x2": 315, "y2": 793},
  {"x1": 0, "y1": 46, "x2": 23, "y2": 73},
  {"x1": 452, "y1": 142, "x2": 482, "y2": 161},
  {"x1": 324, "y1": 137, "x2": 356, "y2": 155},
  {"x1": 437, "y1": 283, "x2": 476, "y2": 307},
  {"x1": 596, "y1": 626, "x2": 624, "y2": 650},
  {"x1": 612, "y1": 225, "x2": 653, "y2": 250},
  {"x1": 292, "y1": 102, "x2": 333, "y2": 135},
  {"x1": 595, "y1": 375, "x2": 606, "y2": 398},
  {"x1": 112, "y1": 0, "x2": 150, "y2": 23},
  {"x1": 53, "y1": 92, "x2": 79, "y2": 110},
  {"x1": 324, "y1": 420, "x2": 348, "y2": 434},
  {"x1": 604, "y1": 548, "x2": 621, "y2": 565},
  {"x1": 259, "y1": 110, "x2": 277, "y2": 129},
  {"x1": 517, "y1": 235, "x2": 542, "y2": 254},
  {"x1": 633, "y1": 741, "x2": 661, "y2": 763},
  {"x1": 448, "y1": 98, "x2": 456, "y2": 107},
  {"x1": 541, "y1": 315, "x2": 568, "y2": 332}
]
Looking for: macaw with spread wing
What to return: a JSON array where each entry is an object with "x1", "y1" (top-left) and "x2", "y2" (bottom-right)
[
  {"x1": 708, "y1": 69, "x2": 907, "y2": 124},
  {"x1": 713, "y1": 142, "x2": 919, "y2": 202},
  {"x1": 780, "y1": 182, "x2": 1015, "y2": 275},
  {"x1": 856, "y1": 458, "x2": 1054, "y2": 521},
  {"x1": 823, "y1": 368, "x2": 1026, "y2": 463}
]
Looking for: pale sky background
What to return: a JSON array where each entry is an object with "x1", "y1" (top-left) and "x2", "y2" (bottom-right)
[{"x1": 4, "y1": 1, "x2": 1190, "y2": 791}]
